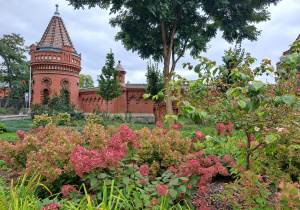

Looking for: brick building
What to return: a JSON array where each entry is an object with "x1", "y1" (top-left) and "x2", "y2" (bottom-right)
[{"x1": 30, "y1": 5, "x2": 154, "y2": 121}]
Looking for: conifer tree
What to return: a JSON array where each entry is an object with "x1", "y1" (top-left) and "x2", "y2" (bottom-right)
[
  {"x1": 96, "y1": 50, "x2": 123, "y2": 116},
  {"x1": 145, "y1": 61, "x2": 164, "y2": 119}
]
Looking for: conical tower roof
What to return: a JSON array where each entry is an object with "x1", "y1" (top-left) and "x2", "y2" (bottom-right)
[
  {"x1": 115, "y1": 61, "x2": 126, "y2": 72},
  {"x1": 37, "y1": 4, "x2": 76, "y2": 52}
]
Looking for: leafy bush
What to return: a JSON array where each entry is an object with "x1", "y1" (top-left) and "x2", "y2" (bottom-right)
[
  {"x1": 0, "y1": 108, "x2": 8, "y2": 115},
  {"x1": 0, "y1": 122, "x2": 7, "y2": 134},
  {"x1": 30, "y1": 87, "x2": 85, "y2": 121},
  {"x1": 52, "y1": 112, "x2": 70, "y2": 126},
  {"x1": 223, "y1": 171, "x2": 300, "y2": 209},
  {"x1": 0, "y1": 123, "x2": 238, "y2": 209},
  {"x1": 33, "y1": 114, "x2": 52, "y2": 127},
  {"x1": 86, "y1": 114, "x2": 103, "y2": 125}
]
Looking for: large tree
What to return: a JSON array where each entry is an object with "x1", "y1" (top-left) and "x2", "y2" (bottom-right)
[
  {"x1": 67, "y1": 0, "x2": 281, "y2": 128},
  {"x1": 96, "y1": 50, "x2": 123, "y2": 115},
  {"x1": 0, "y1": 33, "x2": 30, "y2": 107},
  {"x1": 79, "y1": 74, "x2": 95, "y2": 88}
]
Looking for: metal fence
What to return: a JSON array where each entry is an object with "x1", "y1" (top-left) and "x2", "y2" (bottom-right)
[{"x1": 0, "y1": 98, "x2": 29, "y2": 115}]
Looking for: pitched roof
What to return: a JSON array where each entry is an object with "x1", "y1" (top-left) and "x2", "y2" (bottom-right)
[
  {"x1": 115, "y1": 61, "x2": 126, "y2": 72},
  {"x1": 37, "y1": 5, "x2": 75, "y2": 51}
]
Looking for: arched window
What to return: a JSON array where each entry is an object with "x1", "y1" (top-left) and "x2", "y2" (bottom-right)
[
  {"x1": 45, "y1": 55, "x2": 47, "y2": 60},
  {"x1": 53, "y1": 56, "x2": 56, "y2": 60},
  {"x1": 38, "y1": 55, "x2": 40, "y2": 60},
  {"x1": 41, "y1": 55, "x2": 43, "y2": 60},
  {"x1": 57, "y1": 56, "x2": 61, "y2": 60},
  {"x1": 43, "y1": 89, "x2": 50, "y2": 104},
  {"x1": 49, "y1": 55, "x2": 52, "y2": 60}
]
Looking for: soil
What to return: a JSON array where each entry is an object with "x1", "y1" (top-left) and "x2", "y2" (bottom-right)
[{"x1": 191, "y1": 175, "x2": 236, "y2": 210}]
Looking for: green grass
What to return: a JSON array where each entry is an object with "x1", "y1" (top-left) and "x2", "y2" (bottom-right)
[
  {"x1": 0, "y1": 119, "x2": 33, "y2": 133},
  {"x1": 181, "y1": 123, "x2": 246, "y2": 139},
  {"x1": 0, "y1": 132, "x2": 19, "y2": 143}
]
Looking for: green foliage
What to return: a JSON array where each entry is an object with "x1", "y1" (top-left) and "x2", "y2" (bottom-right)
[
  {"x1": 30, "y1": 87, "x2": 85, "y2": 121},
  {"x1": 0, "y1": 33, "x2": 30, "y2": 100},
  {"x1": 194, "y1": 135, "x2": 242, "y2": 161},
  {"x1": 79, "y1": 74, "x2": 94, "y2": 89},
  {"x1": 144, "y1": 61, "x2": 164, "y2": 103},
  {"x1": 0, "y1": 119, "x2": 33, "y2": 133},
  {"x1": 96, "y1": 49, "x2": 123, "y2": 114},
  {"x1": 0, "y1": 108, "x2": 9, "y2": 115},
  {"x1": 222, "y1": 171, "x2": 300, "y2": 209},
  {"x1": 33, "y1": 114, "x2": 52, "y2": 128},
  {"x1": 0, "y1": 122, "x2": 7, "y2": 134},
  {"x1": 53, "y1": 112, "x2": 71, "y2": 126},
  {"x1": 0, "y1": 132, "x2": 18, "y2": 143},
  {"x1": 86, "y1": 114, "x2": 103, "y2": 125},
  {"x1": 67, "y1": 0, "x2": 281, "y2": 128}
]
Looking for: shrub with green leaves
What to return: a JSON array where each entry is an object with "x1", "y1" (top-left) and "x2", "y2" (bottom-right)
[
  {"x1": 0, "y1": 122, "x2": 7, "y2": 134},
  {"x1": 53, "y1": 112, "x2": 70, "y2": 126},
  {"x1": 86, "y1": 114, "x2": 103, "y2": 125},
  {"x1": 33, "y1": 114, "x2": 52, "y2": 128}
]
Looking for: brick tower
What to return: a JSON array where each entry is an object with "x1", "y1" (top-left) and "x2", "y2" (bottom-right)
[{"x1": 30, "y1": 4, "x2": 81, "y2": 106}]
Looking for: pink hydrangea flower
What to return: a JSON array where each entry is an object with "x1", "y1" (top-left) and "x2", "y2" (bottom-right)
[
  {"x1": 29, "y1": 129, "x2": 36, "y2": 134},
  {"x1": 167, "y1": 166, "x2": 177, "y2": 173},
  {"x1": 61, "y1": 185, "x2": 79, "y2": 197},
  {"x1": 36, "y1": 126, "x2": 44, "y2": 132},
  {"x1": 250, "y1": 134, "x2": 255, "y2": 142},
  {"x1": 226, "y1": 122, "x2": 234, "y2": 132},
  {"x1": 41, "y1": 203, "x2": 60, "y2": 210},
  {"x1": 139, "y1": 164, "x2": 150, "y2": 177},
  {"x1": 139, "y1": 178, "x2": 146, "y2": 185},
  {"x1": 195, "y1": 131, "x2": 205, "y2": 141},
  {"x1": 156, "y1": 121, "x2": 164, "y2": 128},
  {"x1": 216, "y1": 123, "x2": 226, "y2": 134},
  {"x1": 157, "y1": 185, "x2": 169, "y2": 196},
  {"x1": 16, "y1": 130, "x2": 26, "y2": 140},
  {"x1": 223, "y1": 155, "x2": 233, "y2": 163}
]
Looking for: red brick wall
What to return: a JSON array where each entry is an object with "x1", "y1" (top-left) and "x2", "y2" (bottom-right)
[
  {"x1": 30, "y1": 44, "x2": 81, "y2": 106},
  {"x1": 78, "y1": 87, "x2": 154, "y2": 114}
]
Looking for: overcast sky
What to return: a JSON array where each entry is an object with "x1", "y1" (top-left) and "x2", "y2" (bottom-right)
[{"x1": 0, "y1": 0, "x2": 299, "y2": 85}]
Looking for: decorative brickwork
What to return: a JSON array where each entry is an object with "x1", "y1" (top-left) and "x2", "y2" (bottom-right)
[{"x1": 29, "y1": 5, "x2": 155, "y2": 116}]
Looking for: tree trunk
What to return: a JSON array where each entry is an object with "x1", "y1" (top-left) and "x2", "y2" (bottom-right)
[
  {"x1": 3, "y1": 98, "x2": 10, "y2": 109},
  {"x1": 246, "y1": 132, "x2": 251, "y2": 170},
  {"x1": 106, "y1": 100, "x2": 109, "y2": 121}
]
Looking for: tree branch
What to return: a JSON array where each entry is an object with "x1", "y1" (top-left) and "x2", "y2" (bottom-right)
[{"x1": 200, "y1": 5, "x2": 216, "y2": 26}]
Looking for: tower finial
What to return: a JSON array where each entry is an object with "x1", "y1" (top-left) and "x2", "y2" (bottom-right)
[{"x1": 54, "y1": 4, "x2": 60, "y2": 16}]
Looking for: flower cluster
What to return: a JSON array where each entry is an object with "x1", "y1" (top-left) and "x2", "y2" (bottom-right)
[
  {"x1": 171, "y1": 122, "x2": 184, "y2": 130},
  {"x1": 139, "y1": 164, "x2": 150, "y2": 177},
  {"x1": 16, "y1": 130, "x2": 26, "y2": 140},
  {"x1": 156, "y1": 121, "x2": 164, "y2": 128},
  {"x1": 195, "y1": 131, "x2": 205, "y2": 141},
  {"x1": 216, "y1": 122, "x2": 233, "y2": 137},
  {"x1": 41, "y1": 203, "x2": 60, "y2": 210},
  {"x1": 33, "y1": 114, "x2": 52, "y2": 127},
  {"x1": 157, "y1": 185, "x2": 169, "y2": 196},
  {"x1": 61, "y1": 185, "x2": 79, "y2": 198}
]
